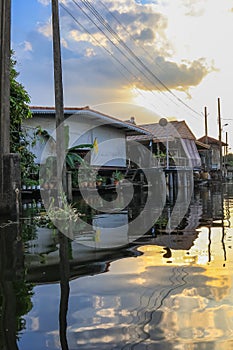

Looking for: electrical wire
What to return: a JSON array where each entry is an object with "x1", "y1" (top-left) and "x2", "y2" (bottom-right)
[
  {"x1": 60, "y1": 3, "x2": 168, "y2": 117},
  {"x1": 62, "y1": 1, "x2": 180, "y2": 116},
  {"x1": 78, "y1": 0, "x2": 202, "y2": 118},
  {"x1": 70, "y1": 0, "x2": 194, "y2": 119},
  {"x1": 60, "y1": 0, "x2": 201, "y2": 120}
]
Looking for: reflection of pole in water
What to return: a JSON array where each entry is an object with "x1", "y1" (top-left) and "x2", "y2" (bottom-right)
[
  {"x1": 221, "y1": 184, "x2": 227, "y2": 265},
  {"x1": 59, "y1": 233, "x2": 70, "y2": 350},
  {"x1": 208, "y1": 226, "x2": 211, "y2": 263},
  {"x1": 222, "y1": 225, "x2": 227, "y2": 266},
  {"x1": 0, "y1": 223, "x2": 24, "y2": 350},
  {"x1": 207, "y1": 188, "x2": 227, "y2": 265}
]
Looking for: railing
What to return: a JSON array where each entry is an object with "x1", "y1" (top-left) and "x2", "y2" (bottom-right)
[{"x1": 153, "y1": 156, "x2": 191, "y2": 168}]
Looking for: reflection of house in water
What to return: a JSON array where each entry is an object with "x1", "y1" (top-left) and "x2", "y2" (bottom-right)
[
  {"x1": 24, "y1": 210, "x2": 143, "y2": 283},
  {"x1": 136, "y1": 197, "x2": 203, "y2": 251},
  {"x1": 22, "y1": 183, "x2": 231, "y2": 285},
  {"x1": 24, "y1": 191, "x2": 204, "y2": 283},
  {"x1": 25, "y1": 240, "x2": 142, "y2": 284},
  {"x1": 199, "y1": 188, "x2": 224, "y2": 226}
]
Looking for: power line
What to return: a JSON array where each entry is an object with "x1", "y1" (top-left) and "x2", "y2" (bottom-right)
[
  {"x1": 60, "y1": 3, "x2": 168, "y2": 117},
  {"x1": 71, "y1": 0, "x2": 168, "y2": 94},
  {"x1": 61, "y1": 0, "x2": 201, "y2": 119},
  {"x1": 71, "y1": 0, "x2": 195, "y2": 119},
  {"x1": 97, "y1": 0, "x2": 166, "y2": 75},
  {"x1": 79, "y1": 0, "x2": 202, "y2": 118},
  {"x1": 68, "y1": 0, "x2": 180, "y2": 115},
  {"x1": 78, "y1": 1, "x2": 182, "y2": 103}
]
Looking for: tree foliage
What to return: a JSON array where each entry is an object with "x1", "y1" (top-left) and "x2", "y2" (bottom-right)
[
  {"x1": 10, "y1": 53, "x2": 39, "y2": 185},
  {"x1": 225, "y1": 153, "x2": 233, "y2": 166}
]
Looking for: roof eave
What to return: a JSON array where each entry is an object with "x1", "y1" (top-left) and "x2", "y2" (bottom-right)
[{"x1": 30, "y1": 107, "x2": 151, "y2": 137}]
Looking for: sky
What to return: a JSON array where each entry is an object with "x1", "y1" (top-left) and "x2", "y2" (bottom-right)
[{"x1": 12, "y1": 0, "x2": 233, "y2": 149}]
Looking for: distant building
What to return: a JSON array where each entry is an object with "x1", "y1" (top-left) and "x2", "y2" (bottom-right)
[{"x1": 198, "y1": 136, "x2": 227, "y2": 171}]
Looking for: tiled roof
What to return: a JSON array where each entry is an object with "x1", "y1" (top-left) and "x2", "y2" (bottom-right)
[
  {"x1": 128, "y1": 120, "x2": 196, "y2": 142},
  {"x1": 141, "y1": 121, "x2": 195, "y2": 139},
  {"x1": 195, "y1": 140, "x2": 210, "y2": 149},
  {"x1": 198, "y1": 135, "x2": 227, "y2": 146}
]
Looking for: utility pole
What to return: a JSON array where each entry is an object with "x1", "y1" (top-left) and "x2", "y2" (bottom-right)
[
  {"x1": 0, "y1": 0, "x2": 21, "y2": 218},
  {"x1": 51, "y1": 0, "x2": 67, "y2": 195},
  {"x1": 225, "y1": 131, "x2": 228, "y2": 177},
  {"x1": 0, "y1": 0, "x2": 11, "y2": 155},
  {"x1": 226, "y1": 131, "x2": 228, "y2": 158},
  {"x1": 204, "y1": 106, "x2": 208, "y2": 144},
  {"x1": 218, "y1": 97, "x2": 223, "y2": 179}
]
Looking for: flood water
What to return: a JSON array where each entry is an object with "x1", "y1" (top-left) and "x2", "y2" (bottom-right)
[{"x1": 1, "y1": 183, "x2": 233, "y2": 349}]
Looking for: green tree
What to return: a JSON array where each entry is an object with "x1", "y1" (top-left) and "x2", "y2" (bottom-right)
[
  {"x1": 225, "y1": 153, "x2": 233, "y2": 166},
  {"x1": 10, "y1": 53, "x2": 39, "y2": 185}
]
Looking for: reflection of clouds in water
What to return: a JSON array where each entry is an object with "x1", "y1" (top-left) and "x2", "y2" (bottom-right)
[
  {"x1": 19, "y1": 191, "x2": 233, "y2": 349},
  {"x1": 160, "y1": 301, "x2": 233, "y2": 344},
  {"x1": 67, "y1": 250, "x2": 233, "y2": 348}
]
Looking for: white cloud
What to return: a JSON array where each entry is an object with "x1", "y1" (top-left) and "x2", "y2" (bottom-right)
[
  {"x1": 181, "y1": 0, "x2": 207, "y2": 17},
  {"x1": 37, "y1": 0, "x2": 50, "y2": 6},
  {"x1": 37, "y1": 18, "x2": 52, "y2": 38},
  {"x1": 56, "y1": 0, "x2": 210, "y2": 94},
  {"x1": 23, "y1": 41, "x2": 33, "y2": 52},
  {"x1": 85, "y1": 48, "x2": 96, "y2": 57},
  {"x1": 61, "y1": 38, "x2": 68, "y2": 48}
]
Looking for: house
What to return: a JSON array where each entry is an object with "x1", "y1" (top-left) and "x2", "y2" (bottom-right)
[
  {"x1": 197, "y1": 136, "x2": 227, "y2": 173},
  {"x1": 128, "y1": 120, "x2": 202, "y2": 170},
  {"x1": 23, "y1": 106, "x2": 151, "y2": 174}
]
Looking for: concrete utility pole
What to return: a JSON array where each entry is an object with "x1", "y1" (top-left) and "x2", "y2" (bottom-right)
[
  {"x1": 0, "y1": 0, "x2": 11, "y2": 155},
  {"x1": 51, "y1": 0, "x2": 67, "y2": 195},
  {"x1": 0, "y1": 0, "x2": 21, "y2": 218},
  {"x1": 218, "y1": 97, "x2": 223, "y2": 179}
]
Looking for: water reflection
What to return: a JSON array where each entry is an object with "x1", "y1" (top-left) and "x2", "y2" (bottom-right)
[{"x1": 0, "y1": 184, "x2": 233, "y2": 349}]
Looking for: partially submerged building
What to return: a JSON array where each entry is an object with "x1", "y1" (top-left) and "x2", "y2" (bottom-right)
[
  {"x1": 23, "y1": 106, "x2": 151, "y2": 173},
  {"x1": 198, "y1": 135, "x2": 227, "y2": 173},
  {"x1": 128, "y1": 120, "x2": 202, "y2": 170}
]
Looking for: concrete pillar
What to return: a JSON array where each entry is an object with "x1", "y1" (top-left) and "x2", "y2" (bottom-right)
[{"x1": 0, "y1": 154, "x2": 21, "y2": 218}]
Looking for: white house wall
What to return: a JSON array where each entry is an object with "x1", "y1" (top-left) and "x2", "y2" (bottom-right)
[
  {"x1": 91, "y1": 126, "x2": 126, "y2": 167},
  {"x1": 23, "y1": 115, "x2": 127, "y2": 167}
]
